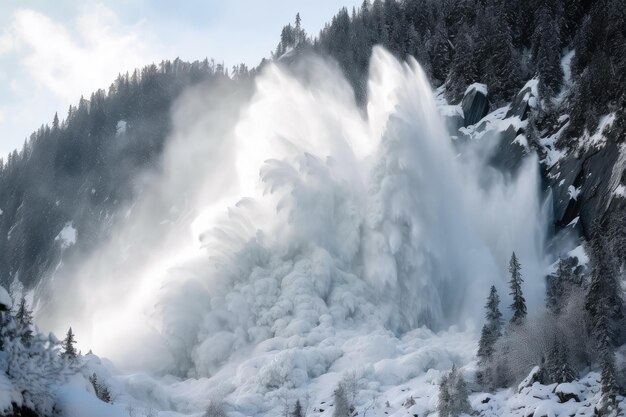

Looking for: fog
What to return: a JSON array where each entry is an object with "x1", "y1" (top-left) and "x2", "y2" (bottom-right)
[{"x1": 37, "y1": 47, "x2": 549, "y2": 377}]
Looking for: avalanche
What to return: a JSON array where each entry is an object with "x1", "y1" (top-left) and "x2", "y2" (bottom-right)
[{"x1": 27, "y1": 47, "x2": 556, "y2": 416}]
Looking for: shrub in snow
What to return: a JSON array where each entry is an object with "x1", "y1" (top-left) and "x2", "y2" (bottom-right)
[{"x1": 490, "y1": 307, "x2": 586, "y2": 388}]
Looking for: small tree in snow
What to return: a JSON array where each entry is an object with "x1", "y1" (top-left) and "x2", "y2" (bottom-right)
[
  {"x1": 333, "y1": 383, "x2": 351, "y2": 417},
  {"x1": 61, "y1": 327, "x2": 77, "y2": 360},
  {"x1": 438, "y1": 365, "x2": 471, "y2": 417},
  {"x1": 509, "y1": 252, "x2": 527, "y2": 326}
]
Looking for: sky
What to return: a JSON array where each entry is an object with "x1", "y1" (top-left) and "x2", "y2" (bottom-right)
[{"x1": 0, "y1": 0, "x2": 362, "y2": 157}]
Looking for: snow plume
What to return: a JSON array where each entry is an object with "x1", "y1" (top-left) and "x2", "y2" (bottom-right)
[{"x1": 38, "y1": 47, "x2": 548, "y2": 379}]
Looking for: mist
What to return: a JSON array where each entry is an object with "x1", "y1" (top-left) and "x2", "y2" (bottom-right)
[{"x1": 36, "y1": 47, "x2": 549, "y2": 377}]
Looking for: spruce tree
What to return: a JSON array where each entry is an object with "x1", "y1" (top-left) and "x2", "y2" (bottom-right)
[
  {"x1": 477, "y1": 286, "x2": 503, "y2": 363},
  {"x1": 62, "y1": 327, "x2": 78, "y2": 360},
  {"x1": 509, "y1": 252, "x2": 527, "y2": 325},
  {"x1": 545, "y1": 336, "x2": 575, "y2": 384}
]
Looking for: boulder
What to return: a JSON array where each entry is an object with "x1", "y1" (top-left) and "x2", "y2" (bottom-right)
[
  {"x1": 488, "y1": 125, "x2": 528, "y2": 176},
  {"x1": 505, "y1": 83, "x2": 536, "y2": 121},
  {"x1": 461, "y1": 83, "x2": 489, "y2": 127},
  {"x1": 554, "y1": 383, "x2": 582, "y2": 403}
]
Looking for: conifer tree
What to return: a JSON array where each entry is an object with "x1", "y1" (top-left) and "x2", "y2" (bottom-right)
[
  {"x1": 477, "y1": 286, "x2": 503, "y2": 362},
  {"x1": 509, "y1": 252, "x2": 527, "y2": 325},
  {"x1": 62, "y1": 327, "x2": 78, "y2": 360},
  {"x1": 545, "y1": 336, "x2": 575, "y2": 384}
]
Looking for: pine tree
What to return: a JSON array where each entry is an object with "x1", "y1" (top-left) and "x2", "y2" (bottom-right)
[
  {"x1": 14, "y1": 297, "x2": 33, "y2": 347},
  {"x1": 545, "y1": 336, "x2": 575, "y2": 384},
  {"x1": 62, "y1": 327, "x2": 77, "y2": 360},
  {"x1": 509, "y1": 252, "x2": 527, "y2": 325},
  {"x1": 477, "y1": 286, "x2": 503, "y2": 363},
  {"x1": 292, "y1": 399, "x2": 304, "y2": 417}
]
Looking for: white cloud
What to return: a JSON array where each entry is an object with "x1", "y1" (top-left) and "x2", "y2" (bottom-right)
[{"x1": 6, "y1": 4, "x2": 156, "y2": 102}]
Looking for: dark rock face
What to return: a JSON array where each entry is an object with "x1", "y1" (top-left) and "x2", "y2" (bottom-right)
[
  {"x1": 548, "y1": 155, "x2": 584, "y2": 229},
  {"x1": 548, "y1": 142, "x2": 623, "y2": 237},
  {"x1": 506, "y1": 85, "x2": 534, "y2": 120},
  {"x1": 578, "y1": 143, "x2": 620, "y2": 235},
  {"x1": 488, "y1": 125, "x2": 528, "y2": 176},
  {"x1": 461, "y1": 84, "x2": 489, "y2": 127}
]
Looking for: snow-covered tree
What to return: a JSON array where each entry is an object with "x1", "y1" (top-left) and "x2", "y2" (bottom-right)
[
  {"x1": 509, "y1": 252, "x2": 527, "y2": 326},
  {"x1": 544, "y1": 335, "x2": 576, "y2": 384},
  {"x1": 438, "y1": 365, "x2": 471, "y2": 417},
  {"x1": 61, "y1": 327, "x2": 78, "y2": 360},
  {"x1": 477, "y1": 286, "x2": 503, "y2": 386},
  {"x1": 333, "y1": 383, "x2": 351, "y2": 417}
]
